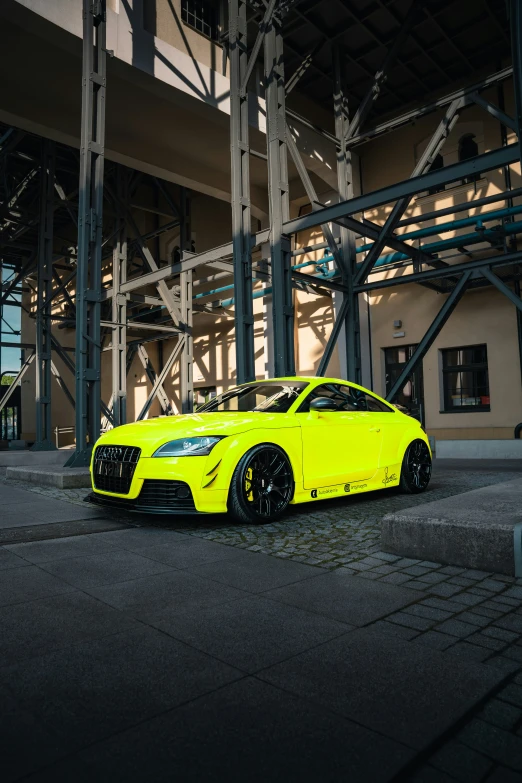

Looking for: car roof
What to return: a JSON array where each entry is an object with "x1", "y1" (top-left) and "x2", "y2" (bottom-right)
[{"x1": 268, "y1": 376, "x2": 374, "y2": 394}]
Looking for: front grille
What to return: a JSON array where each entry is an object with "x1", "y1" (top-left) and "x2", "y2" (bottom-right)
[
  {"x1": 88, "y1": 479, "x2": 197, "y2": 514},
  {"x1": 93, "y1": 444, "x2": 141, "y2": 494}
]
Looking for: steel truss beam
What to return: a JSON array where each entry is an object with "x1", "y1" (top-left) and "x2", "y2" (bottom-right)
[
  {"x1": 230, "y1": 0, "x2": 255, "y2": 383},
  {"x1": 385, "y1": 271, "x2": 472, "y2": 403},
  {"x1": 333, "y1": 44, "x2": 360, "y2": 382},
  {"x1": 265, "y1": 17, "x2": 294, "y2": 377},
  {"x1": 111, "y1": 166, "x2": 128, "y2": 427},
  {"x1": 32, "y1": 139, "x2": 56, "y2": 450},
  {"x1": 66, "y1": 0, "x2": 107, "y2": 467},
  {"x1": 354, "y1": 97, "x2": 464, "y2": 287}
]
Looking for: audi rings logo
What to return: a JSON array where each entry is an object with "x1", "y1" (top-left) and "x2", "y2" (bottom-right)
[{"x1": 102, "y1": 447, "x2": 123, "y2": 462}]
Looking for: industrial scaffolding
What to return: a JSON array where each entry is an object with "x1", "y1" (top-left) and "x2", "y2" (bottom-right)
[{"x1": 1, "y1": 0, "x2": 522, "y2": 466}]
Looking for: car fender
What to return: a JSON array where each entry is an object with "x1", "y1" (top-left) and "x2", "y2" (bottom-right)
[
  {"x1": 202, "y1": 426, "x2": 303, "y2": 492},
  {"x1": 396, "y1": 425, "x2": 431, "y2": 467}
]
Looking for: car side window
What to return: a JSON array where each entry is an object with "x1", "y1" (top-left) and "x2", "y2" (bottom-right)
[
  {"x1": 299, "y1": 384, "x2": 394, "y2": 413},
  {"x1": 298, "y1": 383, "x2": 358, "y2": 413}
]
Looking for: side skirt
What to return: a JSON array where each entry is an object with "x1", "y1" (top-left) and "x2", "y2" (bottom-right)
[{"x1": 291, "y1": 464, "x2": 401, "y2": 505}]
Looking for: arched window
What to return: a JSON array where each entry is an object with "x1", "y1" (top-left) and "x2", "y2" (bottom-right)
[{"x1": 459, "y1": 134, "x2": 479, "y2": 183}]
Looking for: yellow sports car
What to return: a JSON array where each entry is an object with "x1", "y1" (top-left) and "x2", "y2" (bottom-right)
[{"x1": 88, "y1": 377, "x2": 432, "y2": 523}]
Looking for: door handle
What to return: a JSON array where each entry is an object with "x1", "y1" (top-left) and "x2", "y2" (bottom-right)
[{"x1": 369, "y1": 427, "x2": 381, "y2": 432}]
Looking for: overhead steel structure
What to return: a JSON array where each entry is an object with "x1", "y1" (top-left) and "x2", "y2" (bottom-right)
[{"x1": 1, "y1": 0, "x2": 522, "y2": 464}]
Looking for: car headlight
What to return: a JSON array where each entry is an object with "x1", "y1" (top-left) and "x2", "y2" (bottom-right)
[{"x1": 152, "y1": 436, "x2": 225, "y2": 457}]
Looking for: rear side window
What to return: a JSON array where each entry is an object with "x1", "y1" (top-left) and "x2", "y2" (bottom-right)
[{"x1": 298, "y1": 383, "x2": 394, "y2": 413}]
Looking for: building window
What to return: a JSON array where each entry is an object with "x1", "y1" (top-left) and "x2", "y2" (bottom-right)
[
  {"x1": 181, "y1": 0, "x2": 220, "y2": 41},
  {"x1": 459, "y1": 134, "x2": 479, "y2": 184},
  {"x1": 441, "y1": 345, "x2": 490, "y2": 412},
  {"x1": 384, "y1": 345, "x2": 424, "y2": 422}
]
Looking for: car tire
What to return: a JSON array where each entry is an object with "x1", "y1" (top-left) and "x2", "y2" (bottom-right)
[
  {"x1": 228, "y1": 444, "x2": 294, "y2": 524},
  {"x1": 399, "y1": 439, "x2": 432, "y2": 494}
]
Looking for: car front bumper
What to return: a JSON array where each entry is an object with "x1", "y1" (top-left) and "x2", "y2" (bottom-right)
[{"x1": 90, "y1": 455, "x2": 229, "y2": 514}]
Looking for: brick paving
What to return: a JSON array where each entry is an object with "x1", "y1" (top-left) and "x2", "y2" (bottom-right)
[{"x1": 3, "y1": 461, "x2": 522, "y2": 779}]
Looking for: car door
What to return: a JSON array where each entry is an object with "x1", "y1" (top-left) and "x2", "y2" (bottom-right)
[
  {"x1": 351, "y1": 389, "x2": 404, "y2": 470},
  {"x1": 296, "y1": 383, "x2": 383, "y2": 489}
]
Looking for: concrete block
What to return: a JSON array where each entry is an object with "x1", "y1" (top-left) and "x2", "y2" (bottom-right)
[
  {"x1": 436, "y1": 440, "x2": 522, "y2": 459},
  {"x1": 5, "y1": 465, "x2": 91, "y2": 488},
  {"x1": 0, "y1": 448, "x2": 73, "y2": 467},
  {"x1": 382, "y1": 479, "x2": 522, "y2": 576}
]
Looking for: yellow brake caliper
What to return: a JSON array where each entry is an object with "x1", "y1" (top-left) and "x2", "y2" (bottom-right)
[{"x1": 245, "y1": 467, "x2": 254, "y2": 502}]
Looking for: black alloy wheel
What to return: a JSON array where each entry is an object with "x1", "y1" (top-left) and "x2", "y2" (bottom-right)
[
  {"x1": 228, "y1": 444, "x2": 294, "y2": 523},
  {"x1": 399, "y1": 439, "x2": 432, "y2": 494}
]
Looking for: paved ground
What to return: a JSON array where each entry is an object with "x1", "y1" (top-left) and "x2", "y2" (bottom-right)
[{"x1": 1, "y1": 459, "x2": 522, "y2": 781}]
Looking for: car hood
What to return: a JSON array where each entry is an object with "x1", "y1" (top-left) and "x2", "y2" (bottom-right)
[{"x1": 96, "y1": 412, "x2": 297, "y2": 452}]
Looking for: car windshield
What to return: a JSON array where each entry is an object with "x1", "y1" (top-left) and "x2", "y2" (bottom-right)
[{"x1": 196, "y1": 382, "x2": 309, "y2": 413}]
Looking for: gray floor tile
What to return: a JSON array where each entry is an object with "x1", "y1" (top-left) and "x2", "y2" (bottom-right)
[
  {"x1": 258, "y1": 627, "x2": 506, "y2": 750},
  {"x1": 0, "y1": 547, "x2": 27, "y2": 570},
  {"x1": 38, "y1": 549, "x2": 174, "y2": 588},
  {"x1": 75, "y1": 678, "x2": 414, "y2": 782},
  {"x1": 1, "y1": 684, "x2": 67, "y2": 783},
  {"x1": 87, "y1": 526, "x2": 191, "y2": 551},
  {"x1": 137, "y1": 536, "x2": 247, "y2": 569},
  {"x1": 2, "y1": 626, "x2": 242, "y2": 756},
  {"x1": 264, "y1": 570, "x2": 422, "y2": 626},
  {"x1": 0, "y1": 591, "x2": 138, "y2": 667},
  {"x1": 86, "y1": 567, "x2": 249, "y2": 617},
  {"x1": 0, "y1": 565, "x2": 74, "y2": 607},
  {"x1": 5, "y1": 534, "x2": 120, "y2": 563},
  {"x1": 189, "y1": 548, "x2": 322, "y2": 593},
  {"x1": 0, "y1": 485, "x2": 48, "y2": 505},
  {"x1": 151, "y1": 595, "x2": 352, "y2": 672},
  {"x1": 0, "y1": 499, "x2": 103, "y2": 529}
]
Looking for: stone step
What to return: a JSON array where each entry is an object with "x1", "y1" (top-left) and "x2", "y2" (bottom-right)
[
  {"x1": 5, "y1": 465, "x2": 91, "y2": 489},
  {"x1": 381, "y1": 478, "x2": 522, "y2": 576},
  {"x1": 0, "y1": 448, "x2": 74, "y2": 467}
]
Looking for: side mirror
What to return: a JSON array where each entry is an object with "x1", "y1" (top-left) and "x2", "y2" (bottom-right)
[{"x1": 310, "y1": 396, "x2": 338, "y2": 413}]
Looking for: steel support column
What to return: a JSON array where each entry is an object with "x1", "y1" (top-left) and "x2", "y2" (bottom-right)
[
  {"x1": 180, "y1": 187, "x2": 193, "y2": 413},
  {"x1": 334, "y1": 45, "x2": 360, "y2": 382},
  {"x1": 67, "y1": 0, "x2": 106, "y2": 467},
  {"x1": 265, "y1": 18, "x2": 294, "y2": 377},
  {"x1": 229, "y1": 0, "x2": 255, "y2": 383},
  {"x1": 111, "y1": 165, "x2": 127, "y2": 428},
  {"x1": 32, "y1": 140, "x2": 56, "y2": 450}
]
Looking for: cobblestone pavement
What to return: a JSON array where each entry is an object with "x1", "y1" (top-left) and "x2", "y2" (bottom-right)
[{"x1": 3, "y1": 462, "x2": 522, "y2": 779}]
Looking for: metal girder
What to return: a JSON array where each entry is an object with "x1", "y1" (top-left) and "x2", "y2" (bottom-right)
[
  {"x1": 346, "y1": 66, "x2": 513, "y2": 148},
  {"x1": 240, "y1": 0, "x2": 278, "y2": 97},
  {"x1": 386, "y1": 271, "x2": 472, "y2": 403},
  {"x1": 111, "y1": 166, "x2": 128, "y2": 427},
  {"x1": 66, "y1": 0, "x2": 106, "y2": 468},
  {"x1": 32, "y1": 140, "x2": 56, "y2": 451},
  {"x1": 291, "y1": 269, "x2": 347, "y2": 294},
  {"x1": 481, "y1": 267, "x2": 522, "y2": 311},
  {"x1": 136, "y1": 343, "x2": 172, "y2": 414},
  {"x1": 354, "y1": 97, "x2": 463, "y2": 287},
  {"x1": 334, "y1": 215, "x2": 440, "y2": 268},
  {"x1": 470, "y1": 92, "x2": 516, "y2": 131},
  {"x1": 285, "y1": 124, "x2": 343, "y2": 267},
  {"x1": 284, "y1": 144, "x2": 520, "y2": 237},
  {"x1": 334, "y1": 44, "x2": 360, "y2": 382},
  {"x1": 230, "y1": 0, "x2": 255, "y2": 383},
  {"x1": 511, "y1": 0, "x2": 522, "y2": 144},
  {"x1": 265, "y1": 19, "x2": 294, "y2": 377},
  {"x1": 316, "y1": 297, "x2": 350, "y2": 377},
  {"x1": 136, "y1": 337, "x2": 184, "y2": 421},
  {"x1": 345, "y1": 0, "x2": 423, "y2": 142},
  {"x1": 179, "y1": 187, "x2": 193, "y2": 413},
  {"x1": 355, "y1": 248, "x2": 522, "y2": 293},
  {"x1": 285, "y1": 42, "x2": 322, "y2": 96}
]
